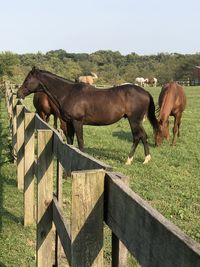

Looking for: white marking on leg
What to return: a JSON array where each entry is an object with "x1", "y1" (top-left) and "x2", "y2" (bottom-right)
[
  {"x1": 143, "y1": 154, "x2": 151, "y2": 164},
  {"x1": 125, "y1": 156, "x2": 133, "y2": 165}
]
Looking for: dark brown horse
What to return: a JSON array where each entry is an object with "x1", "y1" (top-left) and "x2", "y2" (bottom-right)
[
  {"x1": 17, "y1": 67, "x2": 160, "y2": 164},
  {"x1": 155, "y1": 81, "x2": 186, "y2": 146}
]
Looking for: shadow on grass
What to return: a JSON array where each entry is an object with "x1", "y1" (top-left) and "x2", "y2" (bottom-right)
[
  {"x1": 85, "y1": 146, "x2": 147, "y2": 165},
  {"x1": 112, "y1": 130, "x2": 156, "y2": 148},
  {"x1": 85, "y1": 147, "x2": 126, "y2": 163},
  {"x1": 0, "y1": 94, "x2": 22, "y2": 233}
]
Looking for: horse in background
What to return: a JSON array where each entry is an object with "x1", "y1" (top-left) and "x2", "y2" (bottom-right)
[
  {"x1": 17, "y1": 67, "x2": 160, "y2": 165},
  {"x1": 155, "y1": 81, "x2": 186, "y2": 146},
  {"x1": 77, "y1": 72, "x2": 98, "y2": 85},
  {"x1": 144, "y1": 77, "x2": 158, "y2": 87},
  {"x1": 33, "y1": 92, "x2": 67, "y2": 133},
  {"x1": 135, "y1": 77, "x2": 145, "y2": 87}
]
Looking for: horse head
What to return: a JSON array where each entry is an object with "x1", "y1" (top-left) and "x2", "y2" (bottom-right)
[
  {"x1": 17, "y1": 67, "x2": 42, "y2": 99},
  {"x1": 155, "y1": 119, "x2": 169, "y2": 145}
]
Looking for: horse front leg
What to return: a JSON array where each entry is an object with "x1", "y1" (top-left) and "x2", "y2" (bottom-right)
[
  {"x1": 73, "y1": 120, "x2": 84, "y2": 151},
  {"x1": 64, "y1": 121, "x2": 74, "y2": 145},
  {"x1": 141, "y1": 134, "x2": 151, "y2": 164},
  {"x1": 126, "y1": 138, "x2": 140, "y2": 165}
]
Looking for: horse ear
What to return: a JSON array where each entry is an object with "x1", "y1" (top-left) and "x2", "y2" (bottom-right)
[
  {"x1": 31, "y1": 66, "x2": 39, "y2": 75},
  {"x1": 30, "y1": 66, "x2": 36, "y2": 74}
]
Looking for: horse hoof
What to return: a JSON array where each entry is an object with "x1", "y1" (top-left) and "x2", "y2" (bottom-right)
[
  {"x1": 143, "y1": 154, "x2": 151, "y2": 164},
  {"x1": 125, "y1": 157, "x2": 133, "y2": 165}
]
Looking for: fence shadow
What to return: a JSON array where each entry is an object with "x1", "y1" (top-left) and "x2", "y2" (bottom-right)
[{"x1": 0, "y1": 94, "x2": 21, "y2": 233}]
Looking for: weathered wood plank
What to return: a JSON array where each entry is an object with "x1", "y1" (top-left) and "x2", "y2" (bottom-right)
[
  {"x1": 111, "y1": 172, "x2": 129, "y2": 267},
  {"x1": 35, "y1": 113, "x2": 53, "y2": 130},
  {"x1": 24, "y1": 112, "x2": 35, "y2": 226},
  {"x1": 36, "y1": 130, "x2": 54, "y2": 267},
  {"x1": 53, "y1": 133, "x2": 112, "y2": 173},
  {"x1": 71, "y1": 169, "x2": 105, "y2": 267},
  {"x1": 55, "y1": 160, "x2": 63, "y2": 266},
  {"x1": 104, "y1": 172, "x2": 200, "y2": 267},
  {"x1": 53, "y1": 196, "x2": 71, "y2": 266},
  {"x1": 12, "y1": 93, "x2": 17, "y2": 161},
  {"x1": 16, "y1": 104, "x2": 25, "y2": 190}
]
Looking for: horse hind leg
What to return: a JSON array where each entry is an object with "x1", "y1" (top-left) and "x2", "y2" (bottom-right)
[
  {"x1": 177, "y1": 114, "x2": 182, "y2": 137},
  {"x1": 141, "y1": 135, "x2": 151, "y2": 164},
  {"x1": 172, "y1": 114, "x2": 182, "y2": 145},
  {"x1": 126, "y1": 120, "x2": 151, "y2": 164}
]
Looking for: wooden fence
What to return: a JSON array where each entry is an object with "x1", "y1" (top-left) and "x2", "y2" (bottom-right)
[{"x1": 3, "y1": 81, "x2": 200, "y2": 267}]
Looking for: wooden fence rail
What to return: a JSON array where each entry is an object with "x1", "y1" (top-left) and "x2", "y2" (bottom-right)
[{"x1": 3, "y1": 82, "x2": 200, "y2": 267}]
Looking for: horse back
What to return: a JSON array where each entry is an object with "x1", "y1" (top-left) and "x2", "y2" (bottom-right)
[
  {"x1": 63, "y1": 84, "x2": 151, "y2": 124},
  {"x1": 159, "y1": 82, "x2": 186, "y2": 114}
]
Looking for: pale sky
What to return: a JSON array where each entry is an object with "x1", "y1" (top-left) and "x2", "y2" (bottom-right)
[{"x1": 0, "y1": 0, "x2": 199, "y2": 55}]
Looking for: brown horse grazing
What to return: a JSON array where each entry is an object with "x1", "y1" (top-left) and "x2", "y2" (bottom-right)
[
  {"x1": 17, "y1": 67, "x2": 160, "y2": 164},
  {"x1": 155, "y1": 81, "x2": 186, "y2": 146}
]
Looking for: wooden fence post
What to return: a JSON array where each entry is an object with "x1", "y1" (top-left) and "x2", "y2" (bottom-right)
[
  {"x1": 36, "y1": 130, "x2": 54, "y2": 267},
  {"x1": 55, "y1": 160, "x2": 63, "y2": 266},
  {"x1": 111, "y1": 173, "x2": 129, "y2": 267},
  {"x1": 24, "y1": 112, "x2": 35, "y2": 226},
  {"x1": 5, "y1": 82, "x2": 12, "y2": 122},
  {"x1": 12, "y1": 93, "x2": 17, "y2": 161},
  {"x1": 16, "y1": 104, "x2": 25, "y2": 190},
  {"x1": 71, "y1": 169, "x2": 105, "y2": 267}
]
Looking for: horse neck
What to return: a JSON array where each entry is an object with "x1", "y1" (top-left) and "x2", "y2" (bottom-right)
[
  {"x1": 159, "y1": 91, "x2": 173, "y2": 122},
  {"x1": 39, "y1": 72, "x2": 70, "y2": 95},
  {"x1": 37, "y1": 72, "x2": 70, "y2": 109}
]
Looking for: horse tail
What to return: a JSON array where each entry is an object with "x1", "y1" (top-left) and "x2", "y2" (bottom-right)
[{"x1": 147, "y1": 93, "x2": 159, "y2": 133}]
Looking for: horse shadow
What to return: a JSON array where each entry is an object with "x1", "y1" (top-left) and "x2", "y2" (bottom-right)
[
  {"x1": 112, "y1": 130, "x2": 156, "y2": 148},
  {"x1": 85, "y1": 147, "x2": 125, "y2": 163}
]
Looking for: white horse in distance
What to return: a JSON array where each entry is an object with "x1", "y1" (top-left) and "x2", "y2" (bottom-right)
[{"x1": 135, "y1": 77, "x2": 145, "y2": 87}]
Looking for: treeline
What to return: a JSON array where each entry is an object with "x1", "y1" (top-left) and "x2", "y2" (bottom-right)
[{"x1": 0, "y1": 49, "x2": 200, "y2": 85}]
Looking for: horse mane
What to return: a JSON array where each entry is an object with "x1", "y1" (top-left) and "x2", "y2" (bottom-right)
[
  {"x1": 36, "y1": 68, "x2": 76, "y2": 84},
  {"x1": 158, "y1": 82, "x2": 177, "y2": 119}
]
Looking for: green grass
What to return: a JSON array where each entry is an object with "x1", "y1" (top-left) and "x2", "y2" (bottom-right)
[
  {"x1": 0, "y1": 91, "x2": 36, "y2": 266},
  {"x1": 0, "y1": 86, "x2": 199, "y2": 266}
]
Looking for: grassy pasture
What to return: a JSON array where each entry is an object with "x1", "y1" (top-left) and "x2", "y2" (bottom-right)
[
  {"x1": 82, "y1": 86, "x2": 200, "y2": 243},
  {"x1": 0, "y1": 85, "x2": 199, "y2": 266},
  {"x1": 83, "y1": 85, "x2": 200, "y2": 264}
]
